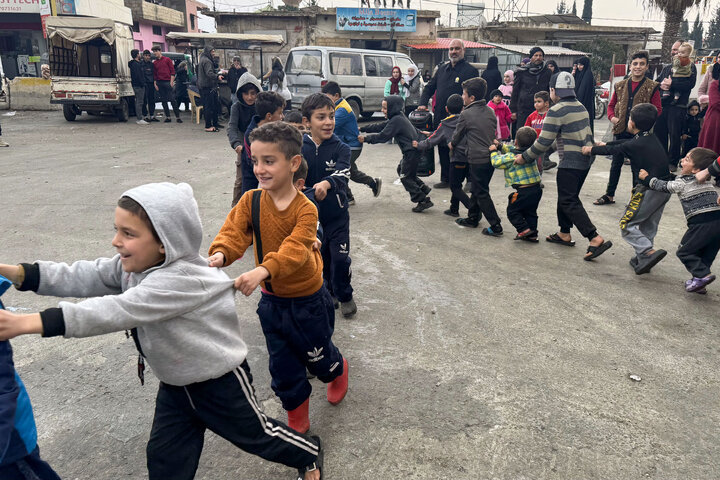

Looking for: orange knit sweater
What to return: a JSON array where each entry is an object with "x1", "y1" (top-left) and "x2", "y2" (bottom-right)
[{"x1": 209, "y1": 189, "x2": 324, "y2": 298}]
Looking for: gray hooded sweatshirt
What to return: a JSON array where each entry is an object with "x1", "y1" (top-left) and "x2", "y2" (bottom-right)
[{"x1": 32, "y1": 183, "x2": 247, "y2": 386}]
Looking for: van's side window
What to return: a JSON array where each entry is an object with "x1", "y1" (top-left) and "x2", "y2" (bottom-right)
[
  {"x1": 395, "y1": 56, "x2": 413, "y2": 73},
  {"x1": 330, "y1": 53, "x2": 362, "y2": 76},
  {"x1": 286, "y1": 50, "x2": 322, "y2": 74},
  {"x1": 364, "y1": 55, "x2": 393, "y2": 77}
]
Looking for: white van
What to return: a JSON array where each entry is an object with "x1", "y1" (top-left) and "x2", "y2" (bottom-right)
[{"x1": 285, "y1": 46, "x2": 415, "y2": 118}]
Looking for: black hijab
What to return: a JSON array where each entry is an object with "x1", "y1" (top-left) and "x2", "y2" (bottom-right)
[{"x1": 481, "y1": 56, "x2": 503, "y2": 101}]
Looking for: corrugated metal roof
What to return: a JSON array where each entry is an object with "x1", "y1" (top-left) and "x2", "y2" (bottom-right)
[
  {"x1": 481, "y1": 42, "x2": 588, "y2": 56},
  {"x1": 515, "y1": 14, "x2": 587, "y2": 25},
  {"x1": 404, "y1": 38, "x2": 494, "y2": 50},
  {"x1": 165, "y1": 32, "x2": 284, "y2": 44}
]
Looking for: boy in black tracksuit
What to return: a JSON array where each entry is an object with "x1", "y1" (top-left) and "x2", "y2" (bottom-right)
[
  {"x1": 584, "y1": 104, "x2": 672, "y2": 274},
  {"x1": 413, "y1": 94, "x2": 469, "y2": 216},
  {"x1": 140, "y1": 50, "x2": 156, "y2": 120},
  {"x1": 300, "y1": 94, "x2": 356, "y2": 317},
  {"x1": 359, "y1": 95, "x2": 433, "y2": 212}
]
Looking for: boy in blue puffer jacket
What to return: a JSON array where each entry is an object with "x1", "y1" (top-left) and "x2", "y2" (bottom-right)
[
  {"x1": 0, "y1": 275, "x2": 60, "y2": 480},
  {"x1": 321, "y1": 81, "x2": 382, "y2": 204},
  {"x1": 301, "y1": 93, "x2": 356, "y2": 318}
]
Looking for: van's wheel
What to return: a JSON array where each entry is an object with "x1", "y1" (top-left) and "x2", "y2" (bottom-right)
[
  {"x1": 116, "y1": 98, "x2": 129, "y2": 122},
  {"x1": 63, "y1": 104, "x2": 78, "y2": 122},
  {"x1": 360, "y1": 111, "x2": 374, "y2": 120},
  {"x1": 347, "y1": 99, "x2": 361, "y2": 121}
]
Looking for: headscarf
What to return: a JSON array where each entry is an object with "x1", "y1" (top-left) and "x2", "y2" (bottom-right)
[
  {"x1": 486, "y1": 56, "x2": 499, "y2": 72},
  {"x1": 503, "y1": 70, "x2": 514, "y2": 85},
  {"x1": 713, "y1": 63, "x2": 720, "y2": 93},
  {"x1": 404, "y1": 64, "x2": 420, "y2": 84},
  {"x1": 546, "y1": 60, "x2": 559, "y2": 73},
  {"x1": 269, "y1": 56, "x2": 285, "y2": 87},
  {"x1": 389, "y1": 66, "x2": 402, "y2": 95},
  {"x1": 574, "y1": 57, "x2": 592, "y2": 89}
]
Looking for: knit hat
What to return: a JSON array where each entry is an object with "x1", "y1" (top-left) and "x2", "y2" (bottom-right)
[
  {"x1": 529, "y1": 46, "x2": 545, "y2": 58},
  {"x1": 489, "y1": 89, "x2": 503, "y2": 99},
  {"x1": 550, "y1": 71, "x2": 576, "y2": 98}
]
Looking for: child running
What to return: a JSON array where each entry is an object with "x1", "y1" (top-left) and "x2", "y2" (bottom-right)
[
  {"x1": 301, "y1": 93, "x2": 356, "y2": 317},
  {"x1": 0, "y1": 182, "x2": 324, "y2": 480},
  {"x1": 639, "y1": 147, "x2": 720, "y2": 293},
  {"x1": 583, "y1": 103, "x2": 671, "y2": 274},
  {"x1": 412, "y1": 93, "x2": 469, "y2": 217},
  {"x1": 359, "y1": 95, "x2": 432, "y2": 212},
  {"x1": 209, "y1": 121, "x2": 349, "y2": 435},
  {"x1": 489, "y1": 126, "x2": 542, "y2": 242}
]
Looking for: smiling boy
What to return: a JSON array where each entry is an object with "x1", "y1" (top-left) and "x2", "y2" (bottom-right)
[
  {"x1": 209, "y1": 121, "x2": 349, "y2": 437},
  {"x1": 0, "y1": 183, "x2": 324, "y2": 480}
]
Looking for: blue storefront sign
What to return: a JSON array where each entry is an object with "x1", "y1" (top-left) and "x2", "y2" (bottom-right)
[{"x1": 336, "y1": 8, "x2": 416, "y2": 32}]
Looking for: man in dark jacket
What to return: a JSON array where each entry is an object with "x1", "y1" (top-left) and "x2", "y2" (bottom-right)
[
  {"x1": 655, "y1": 40, "x2": 697, "y2": 171},
  {"x1": 198, "y1": 45, "x2": 223, "y2": 131},
  {"x1": 129, "y1": 49, "x2": 148, "y2": 124},
  {"x1": 510, "y1": 47, "x2": 553, "y2": 132},
  {"x1": 227, "y1": 56, "x2": 247, "y2": 102},
  {"x1": 418, "y1": 39, "x2": 479, "y2": 188},
  {"x1": 360, "y1": 95, "x2": 432, "y2": 212},
  {"x1": 0, "y1": 276, "x2": 60, "y2": 480},
  {"x1": 141, "y1": 50, "x2": 156, "y2": 121}
]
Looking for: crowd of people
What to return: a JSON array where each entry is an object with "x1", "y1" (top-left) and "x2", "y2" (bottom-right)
[{"x1": 1, "y1": 38, "x2": 720, "y2": 480}]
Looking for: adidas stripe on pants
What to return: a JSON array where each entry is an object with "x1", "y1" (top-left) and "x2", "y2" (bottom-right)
[{"x1": 146, "y1": 360, "x2": 318, "y2": 480}]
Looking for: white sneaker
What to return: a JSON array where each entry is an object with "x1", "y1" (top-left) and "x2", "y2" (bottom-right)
[
  {"x1": 0, "y1": 140, "x2": 8, "y2": 147},
  {"x1": 136, "y1": 119, "x2": 149, "y2": 125}
]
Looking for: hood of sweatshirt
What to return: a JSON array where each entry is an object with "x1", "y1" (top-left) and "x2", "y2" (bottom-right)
[
  {"x1": 236, "y1": 71, "x2": 262, "y2": 96},
  {"x1": 122, "y1": 182, "x2": 202, "y2": 271},
  {"x1": 385, "y1": 95, "x2": 405, "y2": 119}
]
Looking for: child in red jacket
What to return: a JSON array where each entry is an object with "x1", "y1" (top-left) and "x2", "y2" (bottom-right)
[{"x1": 488, "y1": 89, "x2": 512, "y2": 141}]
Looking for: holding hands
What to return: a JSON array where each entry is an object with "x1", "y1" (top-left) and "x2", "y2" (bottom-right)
[
  {"x1": 234, "y1": 267, "x2": 269, "y2": 296},
  {"x1": 514, "y1": 154, "x2": 525, "y2": 165},
  {"x1": 638, "y1": 169, "x2": 649, "y2": 180},
  {"x1": 0, "y1": 311, "x2": 43, "y2": 340},
  {"x1": 357, "y1": 135, "x2": 365, "y2": 144},
  {"x1": 207, "y1": 252, "x2": 225, "y2": 268},
  {"x1": 412, "y1": 140, "x2": 419, "y2": 148}
]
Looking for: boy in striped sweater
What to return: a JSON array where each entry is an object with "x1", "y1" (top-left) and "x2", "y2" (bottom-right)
[
  {"x1": 517, "y1": 72, "x2": 613, "y2": 261},
  {"x1": 640, "y1": 148, "x2": 720, "y2": 293}
]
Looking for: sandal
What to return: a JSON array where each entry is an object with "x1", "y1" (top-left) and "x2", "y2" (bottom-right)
[
  {"x1": 546, "y1": 232, "x2": 576, "y2": 247},
  {"x1": 205, "y1": 127, "x2": 219, "y2": 132},
  {"x1": 296, "y1": 435, "x2": 323, "y2": 480},
  {"x1": 584, "y1": 240, "x2": 613, "y2": 261},
  {"x1": 593, "y1": 194, "x2": 615, "y2": 205}
]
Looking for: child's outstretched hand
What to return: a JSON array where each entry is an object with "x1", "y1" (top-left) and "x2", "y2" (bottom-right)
[
  {"x1": 207, "y1": 252, "x2": 225, "y2": 268},
  {"x1": 0, "y1": 311, "x2": 43, "y2": 340},
  {"x1": 514, "y1": 154, "x2": 525, "y2": 165},
  {"x1": 489, "y1": 144, "x2": 497, "y2": 152},
  {"x1": 357, "y1": 135, "x2": 365, "y2": 144},
  {"x1": 234, "y1": 267, "x2": 269, "y2": 297},
  {"x1": 412, "y1": 140, "x2": 419, "y2": 148},
  {"x1": 695, "y1": 168, "x2": 711, "y2": 183},
  {"x1": 638, "y1": 169, "x2": 649, "y2": 180},
  {"x1": 581, "y1": 146, "x2": 592, "y2": 155}
]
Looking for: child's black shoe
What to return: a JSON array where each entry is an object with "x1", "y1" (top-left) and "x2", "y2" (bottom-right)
[
  {"x1": 443, "y1": 208, "x2": 459, "y2": 217},
  {"x1": 455, "y1": 217, "x2": 478, "y2": 228},
  {"x1": 412, "y1": 198, "x2": 433, "y2": 212}
]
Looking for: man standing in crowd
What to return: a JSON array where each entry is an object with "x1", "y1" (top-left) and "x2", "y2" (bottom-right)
[
  {"x1": 128, "y1": 49, "x2": 148, "y2": 125},
  {"x1": 510, "y1": 47, "x2": 552, "y2": 134},
  {"x1": 198, "y1": 45, "x2": 224, "y2": 132},
  {"x1": 151, "y1": 46, "x2": 182, "y2": 123},
  {"x1": 419, "y1": 39, "x2": 479, "y2": 189},
  {"x1": 141, "y1": 50, "x2": 157, "y2": 122},
  {"x1": 594, "y1": 50, "x2": 661, "y2": 206},
  {"x1": 655, "y1": 39, "x2": 696, "y2": 171},
  {"x1": 227, "y1": 56, "x2": 247, "y2": 103}
]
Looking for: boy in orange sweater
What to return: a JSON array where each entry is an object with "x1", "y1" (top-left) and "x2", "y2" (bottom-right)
[{"x1": 208, "y1": 122, "x2": 348, "y2": 436}]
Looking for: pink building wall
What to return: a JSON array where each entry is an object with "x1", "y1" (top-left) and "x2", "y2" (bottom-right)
[{"x1": 132, "y1": 22, "x2": 170, "y2": 52}]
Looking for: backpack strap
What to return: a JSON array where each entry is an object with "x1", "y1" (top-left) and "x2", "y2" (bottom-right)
[{"x1": 251, "y1": 190, "x2": 273, "y2": 293}]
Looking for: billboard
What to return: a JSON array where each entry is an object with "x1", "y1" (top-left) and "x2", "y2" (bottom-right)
[
  {"x1": 336, "y1": 8, "x2": 417, "y2": 32},
  {"x1": 0, "y1": 0, "x2": 40, "y2": 14}
]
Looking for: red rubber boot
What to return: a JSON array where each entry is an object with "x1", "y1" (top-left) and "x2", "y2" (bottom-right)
[
  {"x1": 287, "y1": 398, "x2": 310, "y2": 434},
  {"x1": 327, "y1": 358, "x2": 349, "y2": 406}
]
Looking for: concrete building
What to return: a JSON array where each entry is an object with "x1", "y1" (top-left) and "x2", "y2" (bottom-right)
[
  {"x1": 209, "y1": 7, "x2": 440, "y2": 74},
  {"x1": 125, "y1": 0, "x2": 207, "y2": 52}
]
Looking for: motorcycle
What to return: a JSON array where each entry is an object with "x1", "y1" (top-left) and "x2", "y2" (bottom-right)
[{"x1": 595, "y1": 84, "x2": 609, "y2": 120}]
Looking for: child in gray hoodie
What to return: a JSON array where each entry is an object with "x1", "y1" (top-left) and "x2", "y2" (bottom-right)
[{"x1": 0, "y1": 182, "x2": 323, "y2": 480}]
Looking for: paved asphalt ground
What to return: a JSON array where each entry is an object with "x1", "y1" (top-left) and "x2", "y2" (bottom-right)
[{"x1": 0, "y1": 109, "x2": 718, "y2": 480}]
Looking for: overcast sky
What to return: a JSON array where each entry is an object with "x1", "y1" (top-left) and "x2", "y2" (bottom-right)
[{"x1": 205, "y1": 0, "x2": 719, "y2": 31}]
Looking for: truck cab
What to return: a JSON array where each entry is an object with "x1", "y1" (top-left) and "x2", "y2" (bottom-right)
[{"x1": 46, "y1": 17, "x2": 134, "y2": 122}]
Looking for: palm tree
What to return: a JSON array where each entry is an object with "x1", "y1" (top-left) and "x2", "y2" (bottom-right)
[{"x1": 644, "y1": 0, "x2": 708, "y2": 61}]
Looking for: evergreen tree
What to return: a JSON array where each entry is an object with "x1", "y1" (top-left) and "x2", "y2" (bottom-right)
[
  {"x1": 707, "y1": 5, "x2": 720, "y2": 48},
  {"x1": 679, "y1": 18, "x2": 690, "y2": 39},
  {"x1": 581, "y1": 0, "x2": 592, "y2": 24},
  {"x1": 572, "y1": 0, "x2": 578, "y2": 16},
  {"x1": 690, "y1": 12, "x2": 704, "y2": 48},
  {"x1": 556, "y1": 0, "x2": 569, "y2": 14}
]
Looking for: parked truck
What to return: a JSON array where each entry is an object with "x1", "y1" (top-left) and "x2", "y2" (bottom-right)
[{"x1": 46, "y1": 17, "x2": 134, "y2": 122}]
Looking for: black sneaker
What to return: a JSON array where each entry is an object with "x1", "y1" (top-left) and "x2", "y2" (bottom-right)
[
  {"x1": 443, "y1": 209, "x2": 459, "y2": 217},
  {"x1": 371, "y1": 177, "x2": 382, "y2": 197},
  {"x1": 176, "y1": 118, "x2": 183, "y2": 123},
  {"x1": 433, "y1": 181, "x2": 450, "y2": 189},
  {"x1": 412, "y1": 198, "x2": 433, "y2": 212},
  {"x1": 164, "y1": 117, "x2": 171, "y2": 123},
  {"x1": 456, "y1": 217, "x2": 478, "y2": 228},
  {"x1": 542, "y1": 160, "x2": 557, "y2": 171},
  {"x1": 150, "y1": 116, "x2": 160, "y2": 122}
]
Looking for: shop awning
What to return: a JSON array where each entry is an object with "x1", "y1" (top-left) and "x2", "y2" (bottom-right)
[
  {"x1": 404, "y1": 38, "x2": 494, "y2": 51},
  {"x1": 46, "y1": 17, "x2": 121, "y2": 45}
]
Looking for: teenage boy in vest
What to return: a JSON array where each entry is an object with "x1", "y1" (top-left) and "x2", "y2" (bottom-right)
[
  {"x1": 209, "y1": 122, "x2": 349, "y2": 435},
  {"x1": 321, "y1": 81, "x2": 382, "y2": 204},
  {"x1": 519, "y1": 72, "x2": 613, "y2": 261},
  {"x1": 594, "y1": 50, "x2": 661, "y2": 206},
  {"x1": 584, "y1": 104, "x2": 672, "y2": 274}
]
